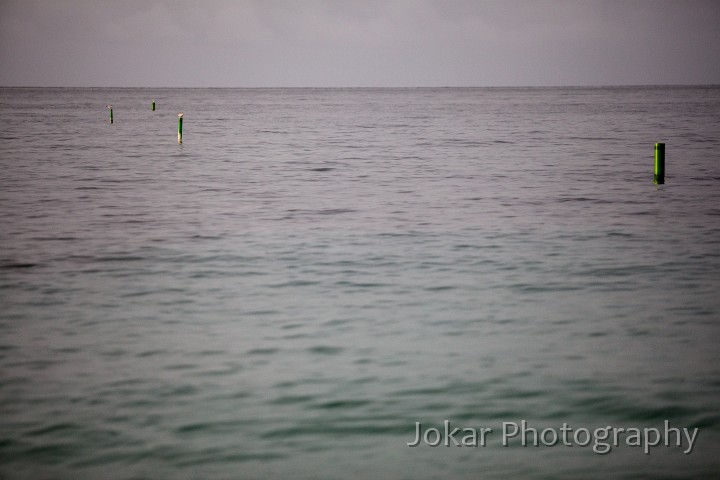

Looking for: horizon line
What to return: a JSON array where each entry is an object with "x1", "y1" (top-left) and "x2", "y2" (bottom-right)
[{"x1": 2, "y1": 83, "x2": 720, "y2": 89}]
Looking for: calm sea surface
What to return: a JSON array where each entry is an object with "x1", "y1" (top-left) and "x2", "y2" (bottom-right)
[{"x1": 1, "y1": 87, "x2": 719, "y2": 479}]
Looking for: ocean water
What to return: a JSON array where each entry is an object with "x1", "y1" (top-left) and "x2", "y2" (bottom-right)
[{"x1": 1, "y1": 86, "x2": 719, "y2": 479}]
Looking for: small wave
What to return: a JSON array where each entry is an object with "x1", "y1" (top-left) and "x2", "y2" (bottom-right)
[
  {"x1": 0, "y1": 262, "x2": 37, "y2": 269},
  {"x1": 313, "y1": 399, "x2": 371, "y2": 410},
  {"x1": 175, "y1": 451, "x2": 287, "y2": 466},
  {"x1": 247, "y1": 348, "x2": 279, "y2": 355},
  {"x1": 268, "y1": 280, "x2": 320, "y2": 288},
  {"x1": 261, "y1": 422, "x2": 407, "y2": 439},
  {"x1": 93, "y1": 255, "x2": 147, "y2": 262},
  {"x1": 335, "y1": 280, "x2": 389, "y2": 288},
  {"x1": 307, "y1": 345, "x2": 344, "y2": 355},
  {"x1": 424, "y1": 285, "x2": 455, "y2": 291},
  {"x1": 270, "y1": 395, "x2": 315, "y2": 405},
  {"x1": 30, "y1": 236, "x2": 78, "y2": 241},
  {"x1": 556, "y1": 197, "x2": 615, "y2": 204},
  {"x1": 176, "y1": 419, "x2": 254, "y2": 435},
  {"x1": 317, "y1": 208, "x2": 355, "y2": 215}
]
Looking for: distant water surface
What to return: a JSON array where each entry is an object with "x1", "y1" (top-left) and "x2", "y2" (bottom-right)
[{"x1": 1, "y1": 86, "x2": 719, "y2": 479}]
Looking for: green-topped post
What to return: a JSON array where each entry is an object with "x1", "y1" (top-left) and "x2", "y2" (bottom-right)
[
  {"x1": 178, "y1": 113, "x2": 183, "y2": 144},
  {"x1": 654, "y1": 143, "x2": 665, "y2": 184}
]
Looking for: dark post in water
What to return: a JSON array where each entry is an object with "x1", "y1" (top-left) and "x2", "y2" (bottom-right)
[
  {"x1": 152, "y1": 100, "x2": 155, "y2": 111},
  {"x1": 108, "y1": 105, "x2": 113, "y2": 124},
  {"x1": 654, "y1": 143, "x2": 665, "y2": 184},
  {"x1": 178, "y1": 113, "x2": 183, "y2": 144}
]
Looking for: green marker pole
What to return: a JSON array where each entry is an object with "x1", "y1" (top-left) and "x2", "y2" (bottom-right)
[
  {"x1": 108, "y1": 105, "x2": 113, "y2": 124},
  {"x1": 178, "y1": 113, "x2": 183, "y2": 144},
  {"x1": 654, "y1": 143, "x2": 665, "y2": 184},
  {"x1": 152, "y1": 100, "x2": 155, "y2": 111}
]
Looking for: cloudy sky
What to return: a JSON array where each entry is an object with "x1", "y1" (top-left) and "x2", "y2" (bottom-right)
[{"x1": 1, "y1": 0, "x2": 719, "y2": 87}]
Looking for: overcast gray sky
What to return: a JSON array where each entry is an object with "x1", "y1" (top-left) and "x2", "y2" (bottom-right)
[{"x1": 1, "y1": 0, "x2": 719, "y2": 87}]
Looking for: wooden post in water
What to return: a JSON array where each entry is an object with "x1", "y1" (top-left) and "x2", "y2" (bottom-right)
[
  {"x1": 108, "y1": 105, "x2": 113, "y2": 124},
  {"x1": 178, "y1": 113, "x2": 183, "y2": 144},
  {"x1": 654, "y1": 143, "x2": 665, "y2": 184},
  {"x1": 152, "y1": 100, "x2": 155, "y2": 111}
]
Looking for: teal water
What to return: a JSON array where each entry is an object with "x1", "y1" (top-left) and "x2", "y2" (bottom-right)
[{"x1": 1, "y1": 86, "x2": 719, "y2": 479}]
